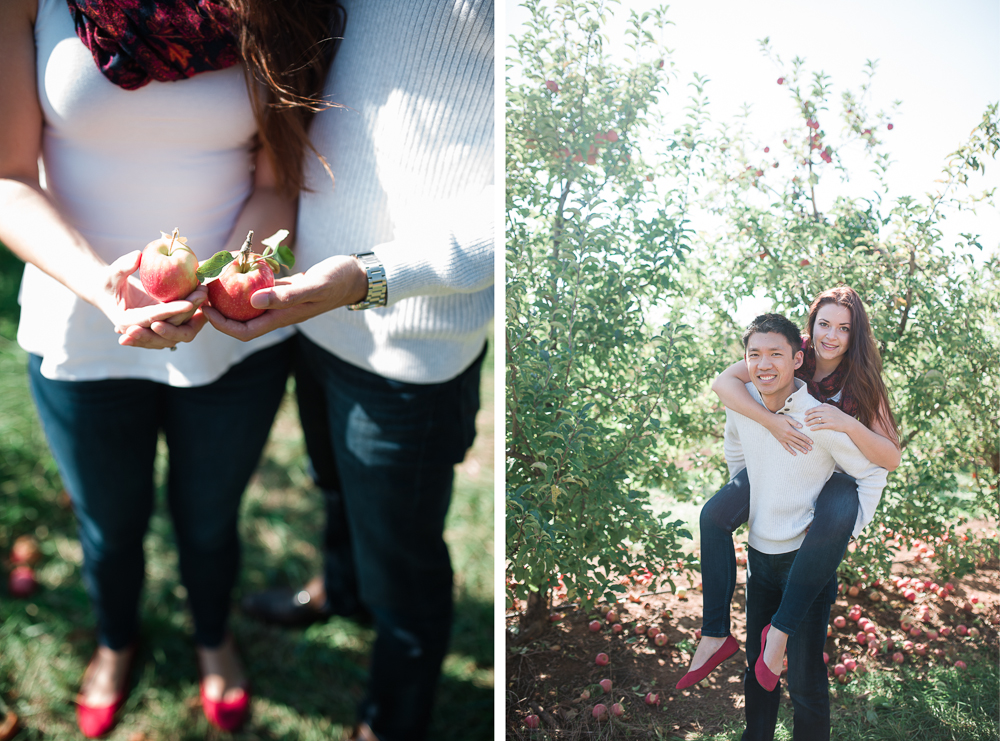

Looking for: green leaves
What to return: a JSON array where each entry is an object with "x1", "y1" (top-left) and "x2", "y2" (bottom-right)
[
  {"x1": 195, "y1": 229, "x2": 294, "y2": 282},
  {"x1": 195, "y1": 251, "x2": 235, "y2": 282}
]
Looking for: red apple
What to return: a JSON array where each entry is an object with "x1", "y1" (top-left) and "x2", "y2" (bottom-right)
[
  {"x1": 545, "y1": 80, "x2": 559, "y2": 93},
  {"x1": 833, "y1": 616, "x2": 846, "y2": 628},
  {"x1": 8, "y1": 566, "x2": 37, "y2": 598},
  {"x1": 892, "y1": 652, "x2": 904, "y2": 664},
  {"x1": 635, "y1": 624, "x2": 647, "y2": 635},
  {"x1": 956, "y1": 625, "x2": 968, "y2": 636},
  {"x1": 654, "y1": 633, "x2": 668, "y2": 647},
  {"x1": 612, "y1": 623, "x2": 623, "y2": 634},
  {"x1": 599, "y1": 678, "x2": 612, "y2": 693},
  {"x1": 207, "y1": 253, "x2": 274, "y2": 321},
  {"x1": 595, "y1": 652, "x2": 609, "y2": 666},
  {"x1": 589, "y1": 620, "x2": 602, "y2": 632},
  {"x1": 606, "y1": 610, "x2": 618, "y2": 624},
  {"x1": 834, "y1": 663, "x2": 846, "y2": 676},
  {"x1": 644, "y1": 692, "x2": 659, "y2": 705},
  {"x1": 954, "y1": 660, "x2": 967, "y2": 669},
  {"x1": 592, "y1": 703, "x2": 608, "y2": 719},
  {"x1": 611, "y1": 702, "x2": 624, "y2": 716},
  {"x1": 524, "y1": 714, "x2": 539, "y2": 729},
  {"x1": 647, "y1": 627, "x2": 660, "y2": 640},
  {"x1": 139, "y1": 228, "x2": 199, "y2": 303}
]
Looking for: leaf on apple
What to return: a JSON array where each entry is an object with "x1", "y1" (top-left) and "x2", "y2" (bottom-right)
[
  {"x1": 196, "y1": 251, "x2": 237, "y2": 282},
  {"x1": 260, "y1": 229, "x2": 295, "y2": 271}
]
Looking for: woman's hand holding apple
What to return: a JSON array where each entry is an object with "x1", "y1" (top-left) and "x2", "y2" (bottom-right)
[{"x1": 99, "y1": 251, "x2": 209, "y2": 350}]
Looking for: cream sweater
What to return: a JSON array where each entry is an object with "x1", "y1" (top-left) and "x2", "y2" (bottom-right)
[
  {"x1": 724, "y1": 379, "x2": 888, "y2": 554},
  {"x1": 294, "y1": 0, "x2": 495, "y2": 384}
]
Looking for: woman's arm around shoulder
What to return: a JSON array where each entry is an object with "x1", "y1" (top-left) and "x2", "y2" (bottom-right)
[
  {"x1": 711, "y1": 359, "x2": 813, "y2": 456},
  {"x1": 804, "y1": 400, "x2": 901, "y2": 471}
]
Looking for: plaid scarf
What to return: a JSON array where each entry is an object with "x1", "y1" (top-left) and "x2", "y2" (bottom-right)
[
  {"x1": 66, "y1": 0, "x2": 239, "y2": 91},
  {"x1": 796, "y1": 336, "x2": 860, "y2": 418}
]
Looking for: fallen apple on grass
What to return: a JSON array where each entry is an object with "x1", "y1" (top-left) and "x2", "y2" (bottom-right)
[
  {"x1": 200, "y1": 229, "x2": 293, "y2": 321},
  {"x1": 595, "y1": 653, "x2": 609, "y2": 666},
  {"x1": 592, "y1": 703, "x2": 608, "y2": 720},
  {"x1": 524, "y1": 714, "x2": 539, "y2": 729}
]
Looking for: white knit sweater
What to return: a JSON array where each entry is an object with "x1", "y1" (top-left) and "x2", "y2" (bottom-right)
[
  {"x1": 724, "y1": 379, "x2": 888, "y2": 554},
  {"x1": 294, "y1": 0, "x2": 495, "y2": 384}
]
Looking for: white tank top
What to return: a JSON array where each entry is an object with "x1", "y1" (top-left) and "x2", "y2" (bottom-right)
[{"x1": 17, "y1": 0, "x2": 293, "y2": 386}]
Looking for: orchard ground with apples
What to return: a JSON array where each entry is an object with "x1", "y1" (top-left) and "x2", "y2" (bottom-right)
[
  {"x1": 507, "y1": 521, "x2": 999, "y2": 739},
  {"x1": 0, "y1": 244, "x2": 495, "y2": 740}
]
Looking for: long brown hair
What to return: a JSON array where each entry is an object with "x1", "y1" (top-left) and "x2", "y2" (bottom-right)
[
  {"x1": 231, "y1": 0, "x2": 346, "y2": 198},
  {"x1": 805, "y1": 287, "x2": 900, "y2": 445}
]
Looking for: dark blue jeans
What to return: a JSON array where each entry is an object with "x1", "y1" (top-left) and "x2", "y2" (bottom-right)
[
  {"x1": 700, "y1": 470, "x2": 857, "y2": 638},
  {"x1": 293, "y1": 334, "x2": 483, "y2": 741},
  {"x1": 743, "y1": 547, "x2": 837, "y2": 741},
  {"x1": 27, "y1": 340, "x2": 291, "y2": 649}
]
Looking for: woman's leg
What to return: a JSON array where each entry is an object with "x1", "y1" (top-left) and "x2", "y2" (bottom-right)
[
  {"x1": 164, "y1": 339, "x2": 291, "y2": 646},
  {"x1": 699, "y1": 467, "x2": 751, "y2": 638},
  {"x1": 27, "y1": 355, "x2": 159, "y2": 704},
  {"x1": 682, "y1": 468, "x2": 751, "y2": 677},
  {"x1": 760, "y1": 473, "x2": 858, "y2": 675},
  {"x1": 162, "y1": 340, "x2": 292, "y2": 699}
]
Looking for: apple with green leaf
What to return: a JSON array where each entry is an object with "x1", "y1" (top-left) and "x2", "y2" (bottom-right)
[{"x1": 199, "y1": 229, "x2": 293, "y2": 321}]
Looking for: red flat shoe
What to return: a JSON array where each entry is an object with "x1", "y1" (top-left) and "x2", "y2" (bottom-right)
[
  {"x1": 200, "y1": 681, "x2": 250, "y2": 732},
  {"x1": 75, "y1": 645, "x2": 136, "y2": 738},
  {"x1": 675, "y1": 634, "x2": 740, "y2": 689},
  {"x1": 754, "y1": 624, "x2": 781, "y2": 692}
]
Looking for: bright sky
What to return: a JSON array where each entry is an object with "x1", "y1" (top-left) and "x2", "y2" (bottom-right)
[{"x1": 504, "y1": 0, "x2": 1000, "y2": 265}]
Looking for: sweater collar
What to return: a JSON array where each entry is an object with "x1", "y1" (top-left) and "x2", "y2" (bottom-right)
[{"x1": 746, "y1": 377, "x2": 812, "y2": 415}]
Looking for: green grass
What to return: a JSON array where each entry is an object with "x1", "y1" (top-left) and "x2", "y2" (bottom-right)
[
  {"x1": 0, "y1": 245, "x2": 494, "y2": 739},
  {"x1": 681, "y1": 658, "x2": 1000, "y2": 741}
]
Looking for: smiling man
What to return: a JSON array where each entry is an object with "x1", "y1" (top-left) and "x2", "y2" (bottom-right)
[{"x1": 724, "y1": 313, "x2": 888, "y2": 741}]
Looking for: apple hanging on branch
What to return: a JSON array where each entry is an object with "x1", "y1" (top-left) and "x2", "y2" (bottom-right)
[{"x1": 198, "y1": 229, "x2": 293, "y2": 321}]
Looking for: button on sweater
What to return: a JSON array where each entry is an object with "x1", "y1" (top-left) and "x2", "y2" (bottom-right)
[{"x1": 724, "y1": 378, "x2": 888, "y2": 554}]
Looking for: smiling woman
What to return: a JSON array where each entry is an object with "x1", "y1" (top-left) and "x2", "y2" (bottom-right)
[{"x1": 679, "y1": 285, "x2": 901, "y2": 690}]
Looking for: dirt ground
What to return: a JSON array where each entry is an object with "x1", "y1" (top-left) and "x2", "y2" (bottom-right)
[{"x1": 505, "y1": 522, "x2": 1000, "y2": 739}]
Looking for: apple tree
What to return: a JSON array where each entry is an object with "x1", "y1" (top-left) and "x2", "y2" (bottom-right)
[{"x1": 505, "y1": 0, "x2": 714, "y2": 640}]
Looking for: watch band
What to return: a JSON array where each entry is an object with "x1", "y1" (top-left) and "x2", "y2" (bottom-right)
[{"x1": 348, "y1": 252, "x2": 388, "y2": 310}]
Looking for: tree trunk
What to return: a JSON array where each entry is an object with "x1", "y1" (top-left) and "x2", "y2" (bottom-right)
[{"x1": 513, "y1": 588, "x2": 549, "y2": 645}]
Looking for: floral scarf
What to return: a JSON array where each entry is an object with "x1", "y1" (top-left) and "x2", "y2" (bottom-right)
[
  {"x1": 66, "y1": 0, "x2": 239, "y2": 91},
  {"x1": 795, "y1": 336, "x2": 860, "y2": 418}
]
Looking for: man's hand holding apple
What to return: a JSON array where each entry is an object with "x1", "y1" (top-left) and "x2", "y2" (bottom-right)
[{"x1": 199, "y1": 255, "x2": 369, "y2": 342}]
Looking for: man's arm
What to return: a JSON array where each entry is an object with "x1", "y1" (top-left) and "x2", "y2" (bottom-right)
[
  {"x1": 723, "y1": 410, "x2": 747, "y2": 480},
  {"x1": 203, "y1": 184, "x2": 493, "y2": 342}
]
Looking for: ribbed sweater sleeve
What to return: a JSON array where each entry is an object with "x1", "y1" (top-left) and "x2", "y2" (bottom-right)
[
  {"x1": 377, "y1": 184, "x2": 494, "y2": 304},
  {"x1": 292, "y1": 0, "x2": 495, "y2": 383}
]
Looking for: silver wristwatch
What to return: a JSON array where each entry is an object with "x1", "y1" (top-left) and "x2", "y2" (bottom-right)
[{"x1": 348, "y1": 252, "x2": 387, "y2": 310}]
